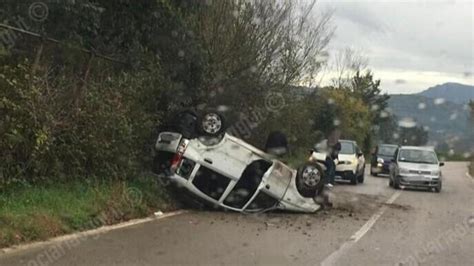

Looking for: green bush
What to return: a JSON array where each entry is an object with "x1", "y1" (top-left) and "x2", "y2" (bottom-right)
[{"x1": 0, "y1": 61, "x2": 166, "y2": 186}]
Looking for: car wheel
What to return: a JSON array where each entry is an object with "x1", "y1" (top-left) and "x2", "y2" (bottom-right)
[
  {"x1": 393, "y1": 177, "x2": 400, "y2": 189},
  {"x1": 264, "y1": 131, "x2": 288, "y2": 157},
  {"x1": 167, "y1": 110, "x2": 198, "y2": 139},
  {"x1": 389, "y1": 177, "x2": 394, "y2": 187},
  {"x1": 371, "y1": 170, "x2": 378, "y2": 177},
  {"x1": 296, "y1": 163, "x2": 325, "y2": 197},
  {"x1": 434, "y1": 181, "x2": 442, "y2": 193},
  {"x1": 198, "y1": 110, "x2": 226, "y2": 137},
  {"x1": 358, "y1": 166, "x2": 365, "y2": 183},
  {"x1": 350, "y1": 173, "x2": 358, "y2": 185}
]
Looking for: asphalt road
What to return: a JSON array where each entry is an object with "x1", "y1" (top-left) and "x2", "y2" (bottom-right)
[{"x1": 1, "y1": 162, "x2": 473, "y2": 266}]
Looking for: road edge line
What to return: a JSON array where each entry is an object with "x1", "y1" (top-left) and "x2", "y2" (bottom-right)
[
  {"x1": 321, "y1": 191, "x2": 402, "y2": 266},
  {"x1": 0, "y1": 210, "x2": 187, "y2": 256}
]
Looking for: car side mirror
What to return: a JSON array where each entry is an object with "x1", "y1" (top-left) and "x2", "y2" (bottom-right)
[
  {"x1": 308, "y1": 149, "x2": 314, "y2": 155},
  {"x1": 357, "y1": 152, "x2": 363, "y2": 157},
  {"x1": 439, "y1": 162, "x2": 445, "y2": 167}
]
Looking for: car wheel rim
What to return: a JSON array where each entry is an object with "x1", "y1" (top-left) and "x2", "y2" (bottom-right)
[
  {"x1": 302, "y1": 166, "x2": 321, "y2": 187},
  {"x1": 202, "y1": 113, "x2": 222, "y2": 134}
]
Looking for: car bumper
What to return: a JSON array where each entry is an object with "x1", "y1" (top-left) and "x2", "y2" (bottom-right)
[
  {"x1": 335, "y1": 170, "x2": 356, "y2": 180},
  {"x1": 398, "y1": 176, "x2": 441, "y2": 188},
  {"x1": 372, "y1": 163, "x2": 390, "y2": 174}
]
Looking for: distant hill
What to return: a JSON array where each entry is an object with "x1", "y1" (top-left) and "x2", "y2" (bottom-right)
[
  {"x1": 388, "y1": 82, "x2": 473, "y2": 152},
  {"x1": 419, "y1": 82, "x2": 474, "y2": 104}
]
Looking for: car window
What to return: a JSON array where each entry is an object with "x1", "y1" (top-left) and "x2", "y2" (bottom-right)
[
  {"x1": 378, "y1": 146, "x2": 398, "y2": 157},
  {"x1": 223, "y1": 160, "x2": 272, "y2": 209},
  {"x1": 398, "y1": 149, "x2": 438, "y2": 164},
  {"x1": 193, "y1": 166, "x2": 231, "y2": 200},
  {"x1": 339, "y1": 142, "x2": 355, "y2": 155}
]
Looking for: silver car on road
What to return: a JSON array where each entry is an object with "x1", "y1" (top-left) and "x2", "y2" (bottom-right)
[{"x1": 389, "y1": 146, "x2": 444, "y2": 192}]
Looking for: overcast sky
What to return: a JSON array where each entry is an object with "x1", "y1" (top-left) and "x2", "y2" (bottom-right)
[{"x1": 316, "y1": 0, "x2": 474, "y2": 94}]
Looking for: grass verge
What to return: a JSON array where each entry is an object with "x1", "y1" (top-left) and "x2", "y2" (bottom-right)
[{"x1": 0, "y1": 176, "x2": 176, "y2": 248}]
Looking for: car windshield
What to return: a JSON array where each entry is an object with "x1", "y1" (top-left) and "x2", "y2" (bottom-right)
[
  {"x1": 340, "y1": 142, "x2": 355, "y2": 155},
  {"x1": 378, "y1": 145, "x2": 398, "y2": 157},
  {"x1": 398, "y1": 149, "x2": 438, "y2": 164}
]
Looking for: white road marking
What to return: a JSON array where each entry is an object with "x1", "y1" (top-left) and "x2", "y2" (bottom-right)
[
  {"x1": 0, "y1": 210, "x2": 187, "y2": 255},
  {"x1": 321, "y1": 191, "x2": 402, "y2": 266}
]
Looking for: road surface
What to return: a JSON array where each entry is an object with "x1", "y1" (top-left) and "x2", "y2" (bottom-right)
[{"x1": 1, "y1": 162, "x2": 473, "y2": 266}]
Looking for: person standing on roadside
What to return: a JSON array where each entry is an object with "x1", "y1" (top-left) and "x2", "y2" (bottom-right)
[{"x1": 325, "y1": 131, "x2": 341, "y2": 188}]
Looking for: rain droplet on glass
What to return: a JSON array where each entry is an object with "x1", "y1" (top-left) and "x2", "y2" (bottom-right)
[{"x1": 434, "y1": 98, "x2": 445, "y2": 105}]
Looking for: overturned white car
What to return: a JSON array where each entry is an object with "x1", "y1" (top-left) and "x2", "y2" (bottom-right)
[{"x1": 152, "y1": 110, "x2": 326, "y2": 213}]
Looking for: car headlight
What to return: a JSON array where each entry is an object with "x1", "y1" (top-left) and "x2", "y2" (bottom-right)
[
  {"x1": 431, "y1": 170, "x2": 441, "y2": 176},
  {"x1": 339, "y1": 160, "x2": 352, "y2": 165},
  {"x1": 399, "y1": 168, "x2": 410, "y2": 174},
  {"x1": 377, "y1": 158, "x2": 384, "y2": 164}
]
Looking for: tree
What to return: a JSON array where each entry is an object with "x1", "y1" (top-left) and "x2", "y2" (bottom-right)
[{"x1": 398, "y1": 126, "x2": 429, "y2": 146}]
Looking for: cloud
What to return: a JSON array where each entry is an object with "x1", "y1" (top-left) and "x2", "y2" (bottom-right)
[
  {"x1": 318, "y1": 0, "x2": 474, "y2": 93},
  {"x1": 324, "y1": 1, "x2": 388, "y2": 33}
]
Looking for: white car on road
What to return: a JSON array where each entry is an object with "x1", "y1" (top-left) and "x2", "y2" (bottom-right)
[
  {"x1": 153, "y1": 110, "x2": 327, "y2": 213},
  {"x1": 309, "y1": 139, "x2": 366, "y2": 185}
]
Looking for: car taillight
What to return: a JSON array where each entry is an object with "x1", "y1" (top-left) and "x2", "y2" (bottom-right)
[{"x1": 171, "y1": 139, "x2": 189, "y2": 171}]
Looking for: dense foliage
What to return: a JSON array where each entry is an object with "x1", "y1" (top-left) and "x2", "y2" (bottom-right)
[{"x1": 1, "y1": 0, "x2": 391, "y2": 187}]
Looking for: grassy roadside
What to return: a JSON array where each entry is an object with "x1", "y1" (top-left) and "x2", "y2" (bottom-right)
[{"x1": 0, "y1": 177, "x2": 176, "y2": 248}]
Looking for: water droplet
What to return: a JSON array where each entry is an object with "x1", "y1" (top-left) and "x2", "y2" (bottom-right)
[
  {"x1": 449, "y1": 113, "x2": 458, "y2": 120},
  {"x1": 371, "y1": 104, "x2": 379, "y2": 111},
  {"x1": 333, "y1": 118, "x2": 341, "y2": 126},
  {"x1": 463, "y1": 152, "x2": 471, "y2": 158},
  {"x1": 380, "y1": 111, "x2": 389, "y2": 118},
  {"x1": 178, "y1": 50, "x2": 185, "y2": 57},
  {"x1": 393, "y1": 133, "x2": 400, "y2": 139},
  {"x1": 398, "y1": 117, "x2": 417, "y2": 128},
  {"x1": 448, "y1": 149, "x2": 455, "y2": 156},
  {"x1": 418, "y1": 103, "x2": 426, "y2": 110},
  {"x1": 434, "y1": 98, "x2": 445, "y2": 105},
  {"x1": 327, "y1": 98, "x2": 335, "y2": 105},
  {"x1": 217, "y1": 105, "x2": 230, "y2": 112}
]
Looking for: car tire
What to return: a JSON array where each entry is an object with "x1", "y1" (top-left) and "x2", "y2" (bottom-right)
[
  {"x1": 389, "y1": 177, "x2": 394, "y2": 187},
  {"x1": 350, "y1": 173, "x2": 358, "y2": 185},
  {"x1": 358, "y1": 166, "x2": 365, "y2": 183},
  {"x1": 393, "y1": 177, "x2": 400, "y2": 189},
  {"x1": 434, "y1": 181, "x2": 442, "y2": 193},
  {"x1": 198, "y1": 110, "x2": 226, "y2": 137},
  {"x1": 167, "y1": 110, "x2": 198, "y2": 139},
  {"x1": 264, "y1": 131, "x2": 289, "y2": 157},
  {"x1": 296, "y1": 163, "x2": 325, "y2": 197}
]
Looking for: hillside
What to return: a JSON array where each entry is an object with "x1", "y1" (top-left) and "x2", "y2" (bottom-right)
[
  {"x1": 388, "y1": 83, "x2": 473, "y2": 151},
  {"x1": 419, "y1": 82, "x2": 474, "y2": 104}
]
